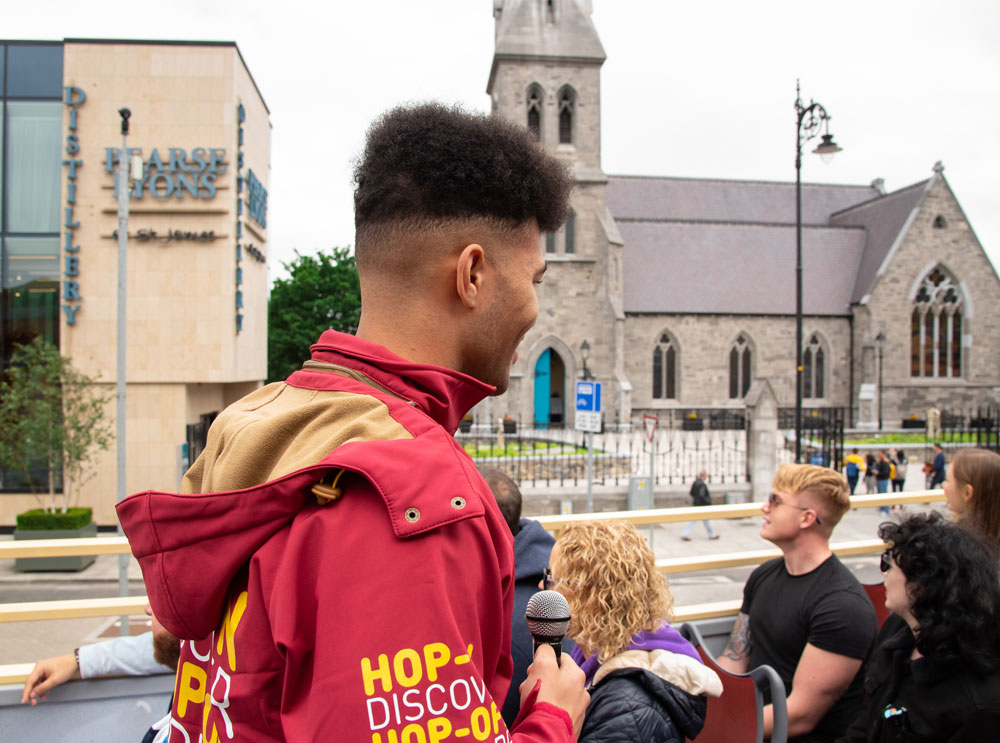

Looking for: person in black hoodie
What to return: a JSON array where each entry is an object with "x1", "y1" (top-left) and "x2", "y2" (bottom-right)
[
  {"x1": 548, "y1": 520, "x2": 722, "y2": 742},
  {"x1": 839, "y1": 512, "x2": 1000, "y2": 742},
  {"x1": 480, "y1": 466, "x2": 574, "y2": 727}
]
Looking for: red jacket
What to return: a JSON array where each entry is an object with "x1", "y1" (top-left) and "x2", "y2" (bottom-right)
[{"x1": 118, "y1": 331, "x2": 573, "y2": 743}]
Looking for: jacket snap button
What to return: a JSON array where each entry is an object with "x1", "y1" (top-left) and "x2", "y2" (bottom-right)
[
  {"x1": 450, "y1": 497, "x2": 467, "y2": 509},
  {"x1": 404, "y1": 507, "x2": 421, "y2": 523}
]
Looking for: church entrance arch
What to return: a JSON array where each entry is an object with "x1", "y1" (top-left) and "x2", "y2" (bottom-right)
[{"x1": 533, "y1": 348, "x2": 566, "y2": 429}]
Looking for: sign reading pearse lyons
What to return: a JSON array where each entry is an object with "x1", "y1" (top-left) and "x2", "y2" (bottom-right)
[{"x1": 105, "y1": 147, "x2": 226, "y2": 199}]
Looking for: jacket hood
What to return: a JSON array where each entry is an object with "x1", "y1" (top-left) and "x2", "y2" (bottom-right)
[
  {"x1": 308, "y1": 330, "x2": 494, "y2": 434},
  {"x1": 573, "y1": 621, "x2": 702, "y2": 683},
  {"x1": 513, "y1": 518, "x2": 555, "y2": 582},
  {"x1": 117, "y1": 467, "x2": 320, "y2": 640}
]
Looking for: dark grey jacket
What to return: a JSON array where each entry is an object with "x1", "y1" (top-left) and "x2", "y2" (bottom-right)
[
  {"x1": 580, "y1": 667, "x2": 707, "y2": 743},
  {"x1": 690, "y1": 479, "x2": 710, "y2": 506}
]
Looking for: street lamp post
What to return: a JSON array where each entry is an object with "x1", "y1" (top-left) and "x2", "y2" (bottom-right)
[
  {"x1": 875, "y1": 332, "x2": 886, "y2": 431},
  {"x1": 794, "y1": 81, "x2": 842, "y2": 463},
  {"x1": 580, "y1": 340, "x2": 594, "y2": 511}
]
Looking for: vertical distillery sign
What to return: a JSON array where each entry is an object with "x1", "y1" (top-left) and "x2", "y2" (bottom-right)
[{"x1": 62, "y1": 86, "x2": 86, "y2": 325}]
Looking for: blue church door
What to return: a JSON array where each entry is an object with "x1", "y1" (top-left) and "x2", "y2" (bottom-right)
[
  {"x1": 534, "y1": 350, "x2": 551, "y2": 429},
  {"x1": 533, "y1": 349, "x2": 566, "y2": 430}
]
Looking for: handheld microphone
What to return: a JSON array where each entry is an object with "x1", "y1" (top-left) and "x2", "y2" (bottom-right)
[{"x1": 525, "y1": 589, "x2": 571, "y2": 663}]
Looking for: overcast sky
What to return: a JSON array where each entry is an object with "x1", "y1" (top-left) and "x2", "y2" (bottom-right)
[{"x1": 8, "y1": 0, "x2": 1000, "y2": 282}]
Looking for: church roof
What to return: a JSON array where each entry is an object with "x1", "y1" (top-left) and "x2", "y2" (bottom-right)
[
  {"x1": 607, "y1": 175, "x2": 878, "y2": 225},
  {"x1": 493, "y1": 0, "x2": 605, "y2": 62},
  {"x1": 618, "y1": 220, "x2": 867, "y2": 316},
  {"x1": 607, "y1": 174, "x2": 920, "y2": 316},
  {"x1": 829, "y1": 179, "x2": 930, "y2": 302}
]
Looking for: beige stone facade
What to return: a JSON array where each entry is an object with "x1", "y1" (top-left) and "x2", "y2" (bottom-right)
[{"x1": 0, "y1": 41, "x2": 269, "y2": 525}]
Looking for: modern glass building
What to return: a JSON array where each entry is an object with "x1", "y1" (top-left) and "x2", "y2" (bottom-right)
[{"x1": 0, "y1": 40, "x2": 270, "y2": 524}]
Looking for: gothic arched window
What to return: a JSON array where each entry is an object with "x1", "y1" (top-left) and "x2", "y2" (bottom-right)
[
  {"x1": 729, "y1": 334, "x2": 752, "y2": 399},
  {"x1": 652, "y1": 332, "x2": 677, "y2": 399},
  {"x1": 557, "y1": 86, "x2": 575, "y2": 144},
  {"x1": 911, "y1": 266, "x2": 963, "y2": 378},
  {"x1": 526, "y1": 85, "x2": 543, "y2": 139},
  {"x1": 803, "y1": 333, "x2": 826, "y2": 399}
]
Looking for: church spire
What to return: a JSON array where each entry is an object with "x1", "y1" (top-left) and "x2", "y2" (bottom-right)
[{"x1": 491, "y1": 0, "x2": 605, "y2": 63}]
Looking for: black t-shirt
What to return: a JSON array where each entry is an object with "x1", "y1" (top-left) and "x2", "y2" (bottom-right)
[{"x1": 742, "y1": 555, "x2": 878, "y2": 743}]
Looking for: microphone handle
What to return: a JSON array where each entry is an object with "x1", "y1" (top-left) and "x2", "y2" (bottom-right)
[{"x1": 532, "y1": 637, "x2": 563, "y2": 664}]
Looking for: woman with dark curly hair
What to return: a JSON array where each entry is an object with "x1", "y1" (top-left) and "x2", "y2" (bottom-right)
[
  {"x1": 839, "y1": 512, "x2": 1000, "y2": 742},
  {"x1": 942, "y1": 446, "x2": 1000, "y2": 549},
  {"x1": 544, "y1": 521, "x2": 722, "y2": 742}
]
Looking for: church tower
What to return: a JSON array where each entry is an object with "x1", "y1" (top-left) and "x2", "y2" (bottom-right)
[{"x1": 488, "y1": 0, "x2": 629, "y2": 429}]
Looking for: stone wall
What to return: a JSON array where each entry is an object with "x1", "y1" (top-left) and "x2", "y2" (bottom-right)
[
  {"x1": 624, "y1": 314, "x2": 852, "y2": 419},
  {"x1": 857, "y1": 175, "x2": 1000, "y2": 424}
]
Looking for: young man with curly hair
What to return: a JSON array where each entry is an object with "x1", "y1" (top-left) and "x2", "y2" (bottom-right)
[
  {"x1": 717, "y1": 464, "x2": 878, "y2": 742},
  {"x1": 119, "y1": 104, "x2": 588, "y2": 742}
]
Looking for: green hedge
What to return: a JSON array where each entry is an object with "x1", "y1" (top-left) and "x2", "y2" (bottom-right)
[{"x1": 16, "y1": 507, "x2": 93, "y2": 530}]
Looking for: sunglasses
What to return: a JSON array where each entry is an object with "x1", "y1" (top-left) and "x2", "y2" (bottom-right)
[
  {"x1": 767, "y1": 492, "x2": 822, "y2": 526},
  {"x1": 543, "y1": 566, "x2": 571, "y2": 590},
  {"x1": 880, "y1": 549, "x2": 893, "y2": 573}
]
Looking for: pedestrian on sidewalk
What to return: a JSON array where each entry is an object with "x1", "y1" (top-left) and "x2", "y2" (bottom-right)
[
  {"x1": 890, "y1": 449, "x2": 908, "y2": 493},
  {"x1": 876, "y1": 450, "x2": 892, "y2": 515},
  {"x1": 681, "y1": 470, "x2": 719, "y2": 541},
  {"x1": 844, "y1": 448, "x2": 865, "y2": 495},
  {"x1": 864, "y1": 453, "x2": 878, "y2": 494}
]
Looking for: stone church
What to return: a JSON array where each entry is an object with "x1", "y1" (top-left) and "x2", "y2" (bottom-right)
[{"x1": 483, "y1": 0, "x2": 1000, "y2": 431}]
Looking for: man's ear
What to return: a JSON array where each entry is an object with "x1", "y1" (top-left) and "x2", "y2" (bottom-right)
[{"x1": 455, "y1": 243, "x2": 485, "y2": 309}]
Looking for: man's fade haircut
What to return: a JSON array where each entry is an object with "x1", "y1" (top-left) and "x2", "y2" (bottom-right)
[
  {"x1": 353, "y1": 103, "x2": 572, "y2": 269},
  {"x1": 478, "y1": 465, "x2": 522, "y2": 536},
  {"x1": 771, "y1": 463, "x2": 851, "y2": 529}
]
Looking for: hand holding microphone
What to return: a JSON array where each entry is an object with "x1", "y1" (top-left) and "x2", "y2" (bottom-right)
[
  {"x1": 521, "y1": 589, "x2": 589, "y2": 735},
  {"x1": 525, "y1": 589, "x2": 571, "y2": 663}
]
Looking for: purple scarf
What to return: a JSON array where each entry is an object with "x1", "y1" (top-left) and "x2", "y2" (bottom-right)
[{"x1": 570, "y1": 621, "x2": 702, "y2": 687}]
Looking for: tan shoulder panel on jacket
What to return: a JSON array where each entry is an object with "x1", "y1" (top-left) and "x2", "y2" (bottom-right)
[{"x1": 182, "y1": 382, "x2": 414, "y2": 494}]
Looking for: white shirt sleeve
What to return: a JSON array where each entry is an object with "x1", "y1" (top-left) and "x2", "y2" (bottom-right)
[{"x1": 77, "y1": 631, "x2": 173, "y2": 678}]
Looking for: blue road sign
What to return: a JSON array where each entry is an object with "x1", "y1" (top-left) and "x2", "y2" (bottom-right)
[{"x1": 575, "y1": 381, "x2": 602, "y2": 412}]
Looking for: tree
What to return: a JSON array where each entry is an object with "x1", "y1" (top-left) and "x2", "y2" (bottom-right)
[
  {"x1": 268, "y1": 247, "x2": 362, "y2": 382},
  {"x1": 0, "y1": 337, "x2": 113, "y2": 513}
]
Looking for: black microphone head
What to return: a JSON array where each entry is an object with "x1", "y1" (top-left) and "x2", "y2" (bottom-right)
[{"x1": 525, "y1": 589, "x2": 571, "y2": 640}]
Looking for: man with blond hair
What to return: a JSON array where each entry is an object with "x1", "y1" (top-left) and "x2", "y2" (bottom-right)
[{"x1": 718, "y1": 464, "x2": 877, "y2": 742}]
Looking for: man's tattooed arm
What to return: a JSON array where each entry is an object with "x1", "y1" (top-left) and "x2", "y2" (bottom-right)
[{"x1": 717, "y1": 612, "x2": 751, "y2": 673}]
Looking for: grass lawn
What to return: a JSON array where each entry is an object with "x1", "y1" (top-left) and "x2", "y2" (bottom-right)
[
  {"x1": 844, "y1": 432, "x2": 997, "y2": 446},
  {"x1": 462, "y1": 440, "x2": 589, "y2": 458}
]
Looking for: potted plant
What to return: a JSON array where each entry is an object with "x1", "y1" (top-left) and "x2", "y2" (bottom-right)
[
  {"x1": 459, "y1": 413, "x2": 473, "y2": 433},
  {"x1": 14, "y1": 507, "x2": 98, "y2": 571},
  {"x1": 682, "y1": 412, "x2": 703, "y2": 431},
  {"x1": 0, "y1": 338, "x2": 111, "y2": 572},
  {"x1": 502, "y1": 415, "x2": 517, "y2": 434}
]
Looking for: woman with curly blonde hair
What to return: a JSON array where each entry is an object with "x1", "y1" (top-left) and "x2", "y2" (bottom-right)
[{"x1": 546, "y1": 521, "x2": 721, "y2": 742}]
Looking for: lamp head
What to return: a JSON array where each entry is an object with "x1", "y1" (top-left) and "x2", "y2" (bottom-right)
[
  {"x1": 580, "y1": 339, "x2": 590, "y2": 362},
  {"x1": 813, "y1": 133, "x2": 842, "y2": 164}
]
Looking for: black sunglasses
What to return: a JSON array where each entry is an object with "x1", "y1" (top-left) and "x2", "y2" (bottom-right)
[
  {"x1": 767, "y1": 492, "x2": 822, "y2": 526},
  {"x1": 543, "y1": 566, "x2": 570, "y2": 590},
  {"x1": 880, "y1": 549, "x2": 893, "y2": 573}
]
